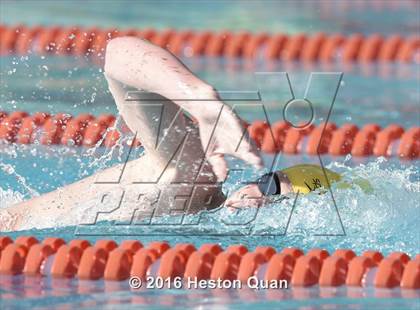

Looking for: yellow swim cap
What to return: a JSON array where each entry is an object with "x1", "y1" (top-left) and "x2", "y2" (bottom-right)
[{"x1": 280, "y1": 164, "x2": 342, "y2": 194}]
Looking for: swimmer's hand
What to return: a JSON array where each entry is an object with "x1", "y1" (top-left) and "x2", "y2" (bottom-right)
[
  {"x1": 197, "y1": 102, "x2": 263, "y2": 181},
  {"x1": 225, "y1": 184, "x2": 266, "y2": 209}
]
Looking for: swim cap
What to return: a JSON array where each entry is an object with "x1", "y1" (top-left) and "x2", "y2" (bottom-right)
[{"x1": 280, "y1": 164, "x2": 342, "y2": 194}]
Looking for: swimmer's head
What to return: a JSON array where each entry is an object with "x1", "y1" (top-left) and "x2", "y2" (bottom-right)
[{"x1": 224, "y1": 171, "x2": 293, "y2": 208}]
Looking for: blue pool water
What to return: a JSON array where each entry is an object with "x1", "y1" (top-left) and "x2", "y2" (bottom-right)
[
  {"x1": 1, "y1": 1, "x2": 419, "y2": 309},
  {"x1": 1, "y1": 0, "x2": 419, "y2": 35}
]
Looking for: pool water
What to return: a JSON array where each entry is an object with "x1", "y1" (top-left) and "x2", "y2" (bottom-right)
[
  {"x1": 1, "y1": 0, "x2": 419, "y2": 35},
  {"x1": 1, "y1": 55, "x2": 419, "y2": 127},
  {"x1": 1, "y1": 0, "x2": 419, "y2": 309},
  {"x1": 0, "y1": 278, "x2": 418, "y2": 309}
]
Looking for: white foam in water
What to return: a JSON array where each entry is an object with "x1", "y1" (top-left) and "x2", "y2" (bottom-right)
[
  {"x1": 85, "y1": 116, "x2": 140, "y2": 174},
  {"x1": 0, "y1": 162, "x2": 39, "y2": 200},
  {"x1": 0, "y1": 188, "x2": 25, "y2": 209}
]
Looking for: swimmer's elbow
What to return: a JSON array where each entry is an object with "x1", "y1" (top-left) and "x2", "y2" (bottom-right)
[
  {"x1": 105, "y1": 36, "x2": 137, "y2": 54},
  {"x1": 104, "y1": 37, "x2": 127, "y2": 75},
  {"x1": 104, "y1": 38, "x2": 119, "y2": 76},
  {"x1": 104, "y1": 36, "x2": 145, "y2": 76}
]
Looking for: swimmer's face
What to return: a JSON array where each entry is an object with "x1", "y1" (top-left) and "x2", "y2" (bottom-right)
[{"x1": 224, "y1": 171, "x2": 293, "y2": 208}]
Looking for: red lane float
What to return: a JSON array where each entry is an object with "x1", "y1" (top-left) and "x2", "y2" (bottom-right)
[
  {"x1": 0, "y1": 111, "x2": 418, "y2": 159},
  {"x1": 0, "y1": 24, "x2": 418, "y2": 63},
  {"x1": 0, "y1": 236, "x2": 419, "y2": 290}
]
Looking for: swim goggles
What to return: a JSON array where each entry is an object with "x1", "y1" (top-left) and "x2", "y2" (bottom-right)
[{"x1": 256, "y1": 172, "x2": 281, "y2": 196}]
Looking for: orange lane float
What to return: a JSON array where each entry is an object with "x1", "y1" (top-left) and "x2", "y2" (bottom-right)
[
  {"x1": 0, "y1": 24, "x2": 418, "y2": 63},
  {"x1": 0, "y1": 111, "x2": 418, "y2": 159},
  {"x1": 1, "y1": 236, "x2": 418, "y2": 289}
]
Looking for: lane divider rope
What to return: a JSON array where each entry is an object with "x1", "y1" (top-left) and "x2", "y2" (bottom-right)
[
  {"x1": 0, "y1": 236, "x2": 418, "y2": 289},
  {"x1": 0, "y1": 24, "x2": 419, "y2": 63},
  {"x1": 0, "y1": 111, "x2": 418, "y2": 159}
]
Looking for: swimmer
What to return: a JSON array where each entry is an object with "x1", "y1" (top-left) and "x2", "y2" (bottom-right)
[{"x1": 0, "y1": 37, "x2": 370, "y2": 232}]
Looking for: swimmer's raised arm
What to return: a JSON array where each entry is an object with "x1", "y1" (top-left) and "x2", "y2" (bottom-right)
[{"x1": 104, "y1": 37, "x2": 262, "y2": 180}]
